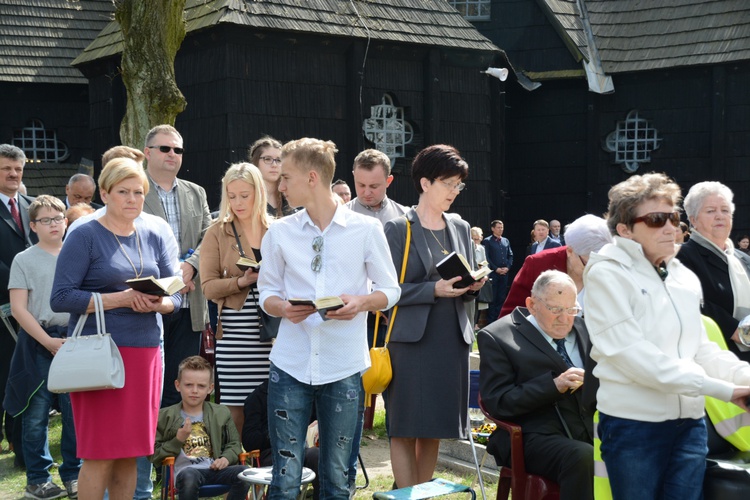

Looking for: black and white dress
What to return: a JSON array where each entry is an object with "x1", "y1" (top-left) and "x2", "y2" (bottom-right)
[{"x1": 216, "y1": 248, "x2": 272, "y2": 406}]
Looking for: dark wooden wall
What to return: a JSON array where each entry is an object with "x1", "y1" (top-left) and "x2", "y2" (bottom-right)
[
  {"x1": 0, "y1": 82, "x2": 91, "y2": 165},
  {"x1": 499, "y1": 62, "x2": 750, "y2": 262},
  {"x1": 81, "y1": 27, "x2": 503, "y2": 218}
]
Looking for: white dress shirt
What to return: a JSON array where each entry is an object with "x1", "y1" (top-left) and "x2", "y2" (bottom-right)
[{"x1": 258, "y1": 204, "x2": 401, "y2": 385}]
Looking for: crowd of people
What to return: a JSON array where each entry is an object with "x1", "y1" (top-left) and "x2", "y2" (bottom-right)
[{"x1": 3, "y1": 127, "x2": 750, "y2": 500}]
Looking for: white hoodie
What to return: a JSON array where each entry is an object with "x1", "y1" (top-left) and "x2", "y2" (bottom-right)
[{"x1": 583, "y1": 236, "x2": 750, "y2": 422}]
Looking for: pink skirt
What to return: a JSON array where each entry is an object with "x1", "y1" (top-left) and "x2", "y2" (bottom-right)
[{"x1": 70, "y1": 346, "x2": 162, "y2": 459}]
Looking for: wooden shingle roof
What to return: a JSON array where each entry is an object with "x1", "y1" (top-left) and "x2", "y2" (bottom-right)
[
  {"x1": 586, "y1": 0, "x2": 750, "y2": 74},
  {"x1": 73, "y1": 0, "x2": 500, "y2": 66},
  {"x1": 537, "y1": 0, "x2": 588, "y2": 63},
  {"x1": 0, "y1": 0, "x2": 115, "y2": 84}
]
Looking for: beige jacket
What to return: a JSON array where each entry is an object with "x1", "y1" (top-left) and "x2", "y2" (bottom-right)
[{"x1": 200, "y1": 221, "x2": 263, "y2": 338}]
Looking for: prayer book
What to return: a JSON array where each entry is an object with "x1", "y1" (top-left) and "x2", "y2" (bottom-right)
[
  {"x1": 236, "y1": 257, "x2": 261, "y2": 272},
  {"x1": 436, "y1": 251, "x2": 492, "y2": 288},
  {"x1": 126, "y1": 276, "x2": 185, "y2": 296},
  {"x1": 288, "y1": 296, "x2": 345, "y2": 320}
]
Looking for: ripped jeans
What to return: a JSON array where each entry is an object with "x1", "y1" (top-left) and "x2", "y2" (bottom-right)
[{"x1": 267, "y1": 363, "x2": 359, "y2": 500}]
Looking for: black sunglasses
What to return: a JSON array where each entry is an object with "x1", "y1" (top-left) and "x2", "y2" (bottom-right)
[
  {"x1": 632, "y1": 211, "x2": 681, "y2": 228},
  {"x1": 148, "y1": 145, "x2": 184, "y2": 155}
]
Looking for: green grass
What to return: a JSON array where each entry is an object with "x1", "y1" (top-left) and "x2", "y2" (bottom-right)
[{"x1": 1, "y1": 409, "x2": 497, "y2": 500}]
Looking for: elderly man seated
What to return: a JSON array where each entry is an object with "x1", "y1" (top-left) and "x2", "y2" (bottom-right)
[{"x1": 478, "y1": 270, "x2": 593, "y2": 500}]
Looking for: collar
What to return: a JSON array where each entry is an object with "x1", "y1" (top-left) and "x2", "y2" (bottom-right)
[
  {"x1": 0, "y1": 192, "x2": 16, "y2": 207},
  {"x1": 148, "y1": 173, "x2": 178, "y2": 194},
  {"x1": 301, "y1": 202, "x2": 349, "y2": 233},
  {"x1": 526, "y1": 314, "x2": 575, "y2": 348},
  {"x1": 689, "y1": 229, "x2": 733, "y2": 262},
  {"x1": 355, "y1": 195, "x2": 389, "y2": 213}
]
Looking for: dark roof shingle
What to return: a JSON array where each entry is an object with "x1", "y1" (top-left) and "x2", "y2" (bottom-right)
[
  {"x1": 0, "y1": 0, "x2": 115, "y2": 84},
  {"x1": 73, "y1": 0, "x2": 500, "y2": 66}
]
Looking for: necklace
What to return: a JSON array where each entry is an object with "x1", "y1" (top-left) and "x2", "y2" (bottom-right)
[
  {"x1": 428, "y1": 228, "x2": 449, "y2": 255},
  {"x1": 112, "y1": 227, "x2": 144, "y2": 279}
]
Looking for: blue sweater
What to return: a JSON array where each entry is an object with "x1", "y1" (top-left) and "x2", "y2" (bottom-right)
[{"x1": 51, "y1": 219, "x2": 181, "y2": 348}]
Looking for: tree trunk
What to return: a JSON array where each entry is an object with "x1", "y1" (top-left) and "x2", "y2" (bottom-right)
[{"x1": 115, "y1": 0, "x2": 187, "y2": 149}]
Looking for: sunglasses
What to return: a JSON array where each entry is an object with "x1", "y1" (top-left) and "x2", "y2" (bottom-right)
[
  {"x1": 311, "y1": 236, "x2": 323, "y2": 273},
  {"x1": 148, "y1": 145, "x2": 184, "y2": 155},
  {"x1": 632, "y1": 211, "x2": 681, "y2": 228}
]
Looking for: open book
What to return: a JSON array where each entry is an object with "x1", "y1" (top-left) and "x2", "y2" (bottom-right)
[
  {"x1": 288, "y1": 296, "x2": 345, "y2": 320},
  {"x1": 236, "y1": 257, "x2": 261, "y2": 272},
  {"x1": 436, "y1": 251, "x2": 492, "y2": 288},
  {"x1": 126, "y1": 276, "x2": 186, "y2": 296}
]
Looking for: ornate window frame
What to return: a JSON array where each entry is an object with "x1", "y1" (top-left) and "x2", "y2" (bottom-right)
[
  {"x1": 13, "y1": 119, "x2": 69, "y2": 163},
  {"x1": 362, "y1": 94, "x2": 414, "y2": 165},
  {"x1": 604, "y1": 110, "x2": 661, "y2": 173}
]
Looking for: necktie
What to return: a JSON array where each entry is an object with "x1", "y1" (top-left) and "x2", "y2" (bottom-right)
[
  {"x1": 8, "y1": 198, "x2": 23, "y2": 236},
  {"x1": 554, "y1": 338, "x2": 574, "y2": 368}
]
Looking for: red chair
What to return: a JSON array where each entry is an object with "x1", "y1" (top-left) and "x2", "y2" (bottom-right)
[{"x1": 477, "y1": 395, "x2": 559, "y2": 500}]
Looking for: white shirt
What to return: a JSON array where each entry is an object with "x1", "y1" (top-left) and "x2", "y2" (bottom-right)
[
  {"x1": 526, "y1": 314, "x2": 584, "y2": 368},
  {"x1": 258, "y1": 204, "x2": 401, "y2": 385}
]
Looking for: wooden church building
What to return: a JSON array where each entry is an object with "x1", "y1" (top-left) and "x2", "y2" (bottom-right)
[{"x1": 72, "y1": 0, "x2": 511, "y2": 219}]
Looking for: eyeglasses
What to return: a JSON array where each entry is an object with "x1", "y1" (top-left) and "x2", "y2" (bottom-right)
[
  {"x1": 148, "y1": 145, "x2": 184, "y2": 155},
  {"x1": 439, "y1": 180, "x2": 466, "y2": 192},
  {"x1": 534, "y1": 297, "x2": 582, "y2": 316},
  {"x1": 32, "y1": 215, "x2": 65, "y2": 226},
  {"x1": 632, "y1": 211, "x2": 680, "y2": 228},
  {"x1": 259, "y1": 156, "x2": 282, "y2": 166},
  {"x1": 311, "y1": 236, "x2": 323, "y2": 273}
]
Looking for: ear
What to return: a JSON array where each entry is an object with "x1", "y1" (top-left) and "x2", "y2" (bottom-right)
[
  {"x1": 174, "y1": 379, "x2": 181, "y2": 392},
  {"x1": 386, "y1": 175, "x2": 394, "y2": 187},
  {"x1": 99, "y1": 190, "x2": 109, "y2": 204},
  {"x1": 687, "y1": 216, "x2": 695, "y2": 227},
  {"x1": 420, "y1": 177, "x2": 431, "y2": 192},
  {"x1": 616, "y1": 222, "x2": 631, "y2": 238},
  {"x1": 565, "y1": 246, "x2": 575, "y2": 257},
  {"x1": 525, "y1": 296, "x2": 534, "y2": 310}
]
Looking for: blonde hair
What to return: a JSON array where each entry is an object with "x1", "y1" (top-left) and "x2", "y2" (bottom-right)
[
  {"x1": 99, "y1": 157, "x2": 149, "y2": 195},
  {"x1": 281, "y1": 138, "x2": 338, "y2": 184},
  {"x1": 353, "y1": 149, "x2": 392, "y2": 176},
  {"x1": 102, "y1": 146, "x2": 145, "y2": 166},
  {"x1": 216, "y1": 163, "x2": 272, "y2": 230}
]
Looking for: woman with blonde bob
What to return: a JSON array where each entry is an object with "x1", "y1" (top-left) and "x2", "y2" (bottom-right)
[
  {"x1": 51, "y1": 157, "x2": 182, "y2": 499},
  {"x1": 200, "y1": 163, "x2": 273, "y2": 432},
  {"x1": 583, "y1": 172, "x2": 750, "y2": 499}
]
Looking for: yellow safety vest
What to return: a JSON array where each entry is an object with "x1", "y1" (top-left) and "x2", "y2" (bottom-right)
[{"x1": 593, "y1": 315, "x2": 750, "y2": 499}]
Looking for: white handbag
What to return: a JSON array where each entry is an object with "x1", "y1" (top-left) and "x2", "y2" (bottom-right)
[{"x1": 48, "y1": 292, "x2": 125, "y2": 393}]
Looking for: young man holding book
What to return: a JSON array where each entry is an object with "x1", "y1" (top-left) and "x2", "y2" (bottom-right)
[{"x1": 257, "y1": 138, "x2": 401, "y2": 499}]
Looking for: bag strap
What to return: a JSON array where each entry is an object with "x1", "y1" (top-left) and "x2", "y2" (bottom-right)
[
  {"x1": 373, "y1": 217, "x2": 411, "y2": 348},
  {"x1": 230, "y1": 221, "x2": 247, "y2": 258},
  {"x1": 93, "y1": 292, "x2": 106, "y2": 336}
]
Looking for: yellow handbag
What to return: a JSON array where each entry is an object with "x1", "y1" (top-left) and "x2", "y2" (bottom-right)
[{"x1": 362, "y1": 218, "x2": 410, "y2": 405}]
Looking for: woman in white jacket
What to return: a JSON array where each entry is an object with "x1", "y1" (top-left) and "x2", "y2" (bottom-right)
[{"x1": 583, "y1": 172, "x2": 750, "y2": 500}]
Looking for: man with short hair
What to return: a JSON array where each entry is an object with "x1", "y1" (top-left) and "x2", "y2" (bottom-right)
[
  {"x1": 346, "y1": 149, "x2": 406, "y2": 223},
  {"x1": 258, "y1": 138, "x2": 400, "y2": 499},
  {"x1": 142, "y1": 125, "x2": 212, "y2": 408},
  {"x1": 528, "y1": 219, "x2": 562, "y2": 255},
  {"x1": 478, "y1": 270, "x2": 593, "y2": 500},
  {"x1": 0, "y1": 144, "x2": 36, "y2": 467},
  {"x1": 482, "y1": 220, "x2": 512, "y2": 323},
  {"x1": 331, "y1": 178, "x2": 352, "y2": 203},
  {"x1": 64, "y1": 174, "x2": 101, "y2": 209},
  {"x1": 549, "y1": 219, "x2": 564, "y2": 245}
]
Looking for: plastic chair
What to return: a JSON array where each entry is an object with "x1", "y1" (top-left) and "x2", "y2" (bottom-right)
[
  {"x1": 161, "y1": 450, "x2": 256, "y2": 500},
  {"x1": 477, "y1": 395, "x2": 559, "y2": 500}
]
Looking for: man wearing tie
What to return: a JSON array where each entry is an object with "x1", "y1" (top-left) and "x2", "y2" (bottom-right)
[
  {"x1": 478, "y1": 270, "x2": 593, "y2": 500},
  {"x1": 0, "y1": 144, "x2": 36, "y2": 464}
]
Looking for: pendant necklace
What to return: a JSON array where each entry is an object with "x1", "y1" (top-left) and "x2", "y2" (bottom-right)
[
  {"x1": 428, "y1": 228, "x2": 449, "y2": 255},
  {"x1": 112, "y1": 227, "x2": 144, "y2": 279}
]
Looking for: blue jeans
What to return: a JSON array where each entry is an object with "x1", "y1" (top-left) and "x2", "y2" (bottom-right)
[
  {"x1": 23, "y1": 349, "x2": 81, "y2": 485},
  {"x1": 176, "y1": 465, "x2": 249, "y2": 500},
  {"x1": 347, "y1": 378, "x2": 365, "y2": 490},
  {"x1": 267, "y1": 363, "x2": 360, "y2": 500},
  {"x1": 598, "y1": 413, "x2": 707, "y2": 500}
]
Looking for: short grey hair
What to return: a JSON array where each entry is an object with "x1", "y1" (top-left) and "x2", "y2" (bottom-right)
[
  {"x1": 564, "y1": 214, "x2": 612, "y2": 257},
  {"x1": 531, "y1": 270, "x2": 576, "y2": 298},
  {"x1": 144, "y1": 124, "x2": 182, "y2": 149},
  {"x1": 683, "y1": 181, "x2": 735, "y2": 221},
  {"x1": 0, "y1": 144, "x2": 26, "y2": 162},
  {"x1": 68, "y1": 173, "x2": 96, "y2": 188}
]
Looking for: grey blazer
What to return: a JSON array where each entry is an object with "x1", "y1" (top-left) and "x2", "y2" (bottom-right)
[
  {"x1": 144, "y1": 177, "x2": 212, "y2": 330},
  {"x1": 383, "y1": 208, "x2": 475, "y2": 345},
  {"x1": 0, "y1": 194, "x2": 37, "y2": 305}
]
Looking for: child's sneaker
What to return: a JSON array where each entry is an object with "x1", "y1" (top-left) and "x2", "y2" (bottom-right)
[
  {"x1": 24, "y1": 482, "x2": 66, "y2": 500},
  {"x1": 63, "y1": 480, "x2": 78, "y2": 499}
]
